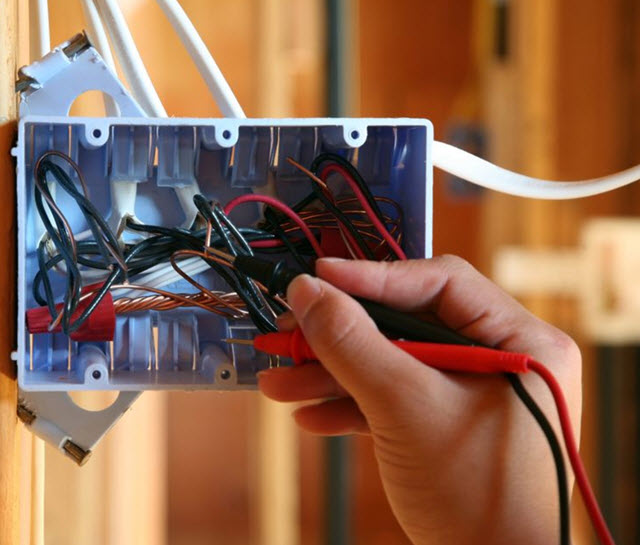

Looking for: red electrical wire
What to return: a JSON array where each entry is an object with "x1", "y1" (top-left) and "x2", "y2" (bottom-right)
[
  {"x1": 248, "y1": 239, "x2": 287, "y2": 248},
  {"x1": 223, "y1": 194, "x2": 325, "y2": 257},
  {"x1": 320, "y1": 163, "x2": 407, "y2": 260},
  {"x1": 528, "y1": 359, "x2": 615, "y2": 545}
]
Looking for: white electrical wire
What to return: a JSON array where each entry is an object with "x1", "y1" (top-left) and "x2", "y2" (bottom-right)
[
  {"x1": 29, "y1": 0, "x2": 50, "y2": 61},
  {"x1": 432, "y1": 140, "x2": 640, "y2": 199},
  {"x1": 153, "y1": 0, "x2": 278, "y2": 201},
  {"x1": 155, "y1": 0, "x2": 245, "y2": 118},
  {"x1": 93, "y1": 0, "x2": 167, "y2": 117},
  {"x1": 30, "y1": 0, "x2": 51, "y2": 243},
  {"x1": 115, "y1": 257, "x2": 209, "y2": 297},
  {"x1": 79, "y1": 0, "x2": 119, "y2": 116},
  {"x1": 80, "y1": 0, "x2": 116, "y2": 71},
  {"x1": 91, "y1": 0, "x2": 204, "y2": 227}
]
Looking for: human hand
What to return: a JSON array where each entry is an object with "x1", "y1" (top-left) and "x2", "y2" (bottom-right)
[{"x1": 257, "y1": 256, "x2": 582, "y2": 545}]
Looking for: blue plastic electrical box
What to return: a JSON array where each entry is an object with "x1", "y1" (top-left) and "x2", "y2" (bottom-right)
[{"x1": 16, "y1": 117, "x2": 433, "y2": 391}]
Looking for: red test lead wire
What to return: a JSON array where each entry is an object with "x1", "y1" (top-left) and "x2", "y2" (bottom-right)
[
  {"x1": 527, "y1": 360, "x2": 615, "y2": 545},
  {"x1": 253, "y1": 328, "x2": 530, "y2": 373},
  {"x1": 251, "y1": 328, "x2": 616, "y2": 545}
]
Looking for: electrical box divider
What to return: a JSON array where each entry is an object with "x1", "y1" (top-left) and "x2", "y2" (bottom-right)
[{"x1": 13, "y1": 34, "x2": 433, "y2": 462}]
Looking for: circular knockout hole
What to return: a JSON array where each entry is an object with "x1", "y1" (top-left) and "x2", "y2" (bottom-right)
[
  {"x1": 350, "y1": 130, "x2": 360, "y2": 139},
  {"x1": 220, "y1": 369, "x2": 231, "y2": 380},
  {"x1": 92, "y1": 128, "x2": 102, "y2": 139},
  {"x1": 92, "y1": 369, "x2": 102, "y2": 380},
  {"x1": 222, "y1": 129, "x2": 231, "y2": 140}
]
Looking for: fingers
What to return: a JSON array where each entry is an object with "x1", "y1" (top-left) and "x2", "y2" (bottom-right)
[
  {"x1": 258, "y1": 364, "x2": 348, "y2": 401},
  {"x1": 286, "y1": 274, "x2": 441, "y2": 413},
  {"x1": 315, "y1": 256, "x2": 575, "y2": 363},
  {"x1": 292, "y1": 397, "x2": 369, "y2": 435}
]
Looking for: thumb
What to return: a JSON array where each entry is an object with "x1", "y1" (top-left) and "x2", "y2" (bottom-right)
[{"x1": 286, "y1": 274, "x2": 441, "y2": 413}]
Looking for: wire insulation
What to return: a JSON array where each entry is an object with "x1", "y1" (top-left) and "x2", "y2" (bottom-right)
[
  {"x1": 155, "y1": 0, "x2": 245, "y2": 117},
  {"x1": 433, "y1": 140, "x2": 640, "y2": 200},
  {"x1": 94, "y1": 0, "x2": 167, "y2": 116},
  {"x1": 224, "y1": 194, "x2": 325, "y2": 258},
  {"x1": 528, "y1": 360, "x2": 615, "y2": 545}
]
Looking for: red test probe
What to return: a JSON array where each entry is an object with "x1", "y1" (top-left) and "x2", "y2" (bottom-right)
[{"x1": 251, "y1": 327, "x2": 531, "y2": 374}]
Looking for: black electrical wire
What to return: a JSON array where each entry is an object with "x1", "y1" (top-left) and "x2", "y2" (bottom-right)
[
  {"x1": 213, "y1": 205, "x2": 254, "y2": 256},
  {"x1": 310, "y1": 153, "x2": 405, "y2": 260},
  {"x1": 33, "y1": 160, "x2": 282, "y2": 335},
  {"x1": 263, "y1": 207, "x2": 313, "y2": 274},
  {"x1": 310, "y1": 152, "x2": 388, "y2": 226},
  {"x1": 126, "y1": 215, "x2": 278, "y2": 333},
  {"x1": 308, "y1": 183, "x2": 376, "y2": 259},
  {"x1": 190, "y1": 198, "x2": 278, "y2": 325},
  {"x1": 34, "y1": 167, "x2": 84, "y2": 328},
  {"x1": 507, "y1": 373, "x2": 569, "y2": 545},
  {"x1": 38, "y1": 159, "x2": 125, "y2": 269},
  {"x1": 34, "y1": 154, "x2": 131, "y2": 331}
]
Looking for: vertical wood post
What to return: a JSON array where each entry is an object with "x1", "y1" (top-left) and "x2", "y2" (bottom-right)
[
  {"x1": 0, "y1": 1, "x2": 20, "y2": 544},
  {"x1": 253, "y1": 2, "x2": 300, "y2": 544}
]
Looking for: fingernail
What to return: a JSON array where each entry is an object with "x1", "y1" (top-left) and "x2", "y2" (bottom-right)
[
  {"x1": 287, "y1": 274, "x2": 322, "y2": 320},
  {"x1": 317, "y1": 257, "x2": 346, "y2": 264}
]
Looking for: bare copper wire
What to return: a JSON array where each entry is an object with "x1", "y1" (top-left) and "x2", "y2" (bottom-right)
[
  {"x1": 169, "y1": 250, "x2": 245, "y2": 314},
  {"x1": 169, "y1": 249, "x2": 290, "y2": 311},
  {"x1": 283, "y1": 158, "x2": 403, "y2": 249},
  {"x1": 285, "y1": 157, "x2": 329, "y2": 191},
  {"x1": 113, "y1": 291, "x2": 245, "y2": 314},
  {"x1": 109, "y1": 284, "x2": 243, "y2": 317}
]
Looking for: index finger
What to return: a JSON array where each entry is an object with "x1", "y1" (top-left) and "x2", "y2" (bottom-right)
[{"x1": 315, "y1": 255, "x2": 579, "y2": 367}]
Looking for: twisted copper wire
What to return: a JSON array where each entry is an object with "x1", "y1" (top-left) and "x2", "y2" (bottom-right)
[
  {"x1": 109, "y1": 284, "x2": 245, "y2": 317},
  {"x1": 113, "y1": 291, "x2": 245, "y2": 314},
  {"x1": 169, "y1": 249, "x2": 245, "y2": 314},
  {"x1": 171, "y1": 249, "x2": 290, "y2": 311},
  {"x1": 279, "y1": 198, "x2": 403, "y2": 250}
]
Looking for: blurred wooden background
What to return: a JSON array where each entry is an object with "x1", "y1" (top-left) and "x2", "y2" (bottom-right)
[{"x1": 1, "y1": 0, "x2": 638, "y2": 544}]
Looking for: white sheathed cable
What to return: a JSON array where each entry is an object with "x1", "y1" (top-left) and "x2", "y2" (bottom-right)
[
  {"x1": 92, "y1": 0, "x2": 203, "y2": 227},
  {"x1": 432, "y1": 140, "x2": 640, "y2": 200},
  {"x1": 80, "y1": 0, "x2": 116, "y2": 71},
  {"x1": 94, "y1": 0, "x2": 167, "y2": 117},
  {"x1": 29, "y1": 0, "x2": 50, "y2": 61},
  {"x1": 117, "y1": 257, "x2": 209, "y2": 297},
  {"x1": 80, "y1": 0, "x2": 119, "y2": 117},
  {"x1": 81, "y1": 0, "x2": 139, "y2": 233},
  {"x1": 156, "y1": 0, "x2": 245, "y2": 118},
  {"x1": 29, "y1": 0, "x2": 52, "y2": 247},
  {"x1": 154, "y1": 0, "x2": 281, "y2": 200}
]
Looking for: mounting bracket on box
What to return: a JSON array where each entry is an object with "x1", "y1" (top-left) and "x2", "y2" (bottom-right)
[
  {"x1": 14, "y1": 33, "x2": 145, "y2": 464},
  {"x1": 14, "y1": 34, "x2": 434, "y2": 463}
]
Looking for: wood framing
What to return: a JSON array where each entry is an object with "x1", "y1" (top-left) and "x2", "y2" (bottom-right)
[{"x1": 0, "y1": 0, "x2": 20, "y2": 543}]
